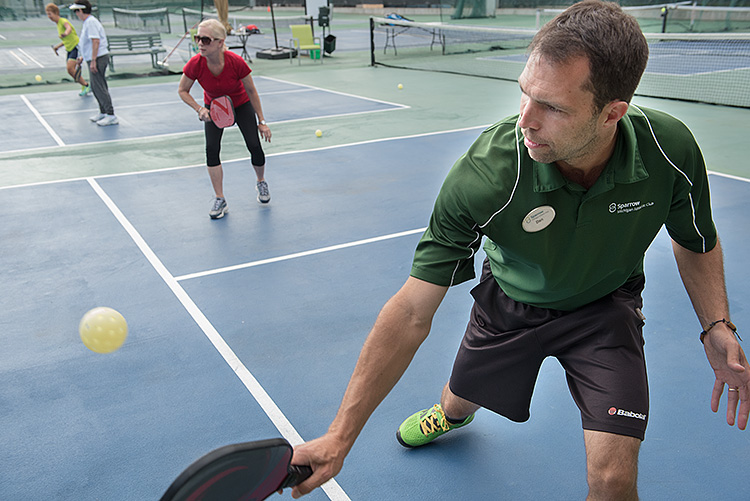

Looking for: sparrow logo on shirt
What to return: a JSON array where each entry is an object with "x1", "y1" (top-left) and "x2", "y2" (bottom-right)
[{"x1": 609, "y1": 200, "x2": 655, "y2": 214}]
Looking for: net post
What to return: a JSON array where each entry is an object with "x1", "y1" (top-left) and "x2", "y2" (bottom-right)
[{"x1": 370, "y1": 17, "x2": 375, "y2": 66}]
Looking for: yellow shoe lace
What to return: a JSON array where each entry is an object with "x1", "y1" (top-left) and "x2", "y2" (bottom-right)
[{"x1": 419, "y1": 404, "x2": 451, "y2": 435}]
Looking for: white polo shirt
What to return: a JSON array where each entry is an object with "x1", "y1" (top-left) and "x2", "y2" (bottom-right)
[{"x1": 78, "y1": 14, "x2": 109, "y2": 62}]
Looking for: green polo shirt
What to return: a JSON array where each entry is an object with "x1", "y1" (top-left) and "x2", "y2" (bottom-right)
[{"x1": 411, "y1": 105, "x2": 717, "y2": 311}]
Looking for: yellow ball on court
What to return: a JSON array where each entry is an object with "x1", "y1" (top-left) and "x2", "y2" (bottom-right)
[
  {"x1": 315, "y1": 129, "x2": 322, "y2": 137},
  {"x1": 79, "y1": 307, "x2": 128, "y2": 354},
  {"x1": 35, "y1": 74, "x2": 43, "y2": 82},
  {"x1": 397, "y1": 83, "x2": 403, "y2": 89}
]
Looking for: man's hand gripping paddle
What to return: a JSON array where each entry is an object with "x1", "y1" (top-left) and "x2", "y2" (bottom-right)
[{"x1": 160, "y1": 438, "x2": 312, "y2": 501}]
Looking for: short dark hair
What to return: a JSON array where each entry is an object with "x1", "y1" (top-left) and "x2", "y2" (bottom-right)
[
  {"x1": 528, "y1": 0, "x2": 649, "y2": 110},
  {"x1": 75, "y1": 0, "x2": 92, "y2": 14}
]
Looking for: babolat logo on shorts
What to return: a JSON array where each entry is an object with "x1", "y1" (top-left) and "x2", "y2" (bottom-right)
[
  {"x1": 608, "y1": 200, "x2": 655, "y2": 214},
  {"x1": 608, "y1": 407, "x2": 647, "y2": 420}
]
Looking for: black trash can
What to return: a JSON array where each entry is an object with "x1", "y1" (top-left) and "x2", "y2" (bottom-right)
[{"x1": 324, "y1": 34, "x2": 336, "y2": 54}]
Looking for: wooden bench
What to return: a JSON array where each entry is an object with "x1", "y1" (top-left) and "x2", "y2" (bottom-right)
[{"x1": 107, "y1": 33, "x2": 166, "y2": 71}]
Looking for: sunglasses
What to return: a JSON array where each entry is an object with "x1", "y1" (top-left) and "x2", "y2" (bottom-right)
[{"x1": 194, "y1": 35, "x2": 219, "y2": 45}]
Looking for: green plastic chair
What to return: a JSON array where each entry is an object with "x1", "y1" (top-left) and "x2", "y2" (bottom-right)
[{"x1": 289, "y1": 24, "x2": 322, "y2": 64}]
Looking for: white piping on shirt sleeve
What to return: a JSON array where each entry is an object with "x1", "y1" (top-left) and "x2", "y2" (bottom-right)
[
  {"x1": 448, "y1": 121, "x2": 523, "y2": 286},
  {"x1": 479, "y1": 117, "x2": 524, "y2": 230},
  {"x1": 447, "y1": 119, "x2": 523, "y2": 285},
  {"x1": 631, "y1": 104, "x2": 707, "y2": 252}
]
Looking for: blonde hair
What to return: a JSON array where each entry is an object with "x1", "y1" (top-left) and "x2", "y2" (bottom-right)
[
  {"x1": 45, "y1": 3, "x2": 60, "y2": 15},
  {"x1": 198, "y1": 19, "x2": 226, "y2": 40}
]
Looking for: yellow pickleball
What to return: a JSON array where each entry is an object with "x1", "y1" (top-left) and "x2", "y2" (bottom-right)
[
  {"x1": 35, "y1": 75, "x2": 43, "y2": 82},
  {"x1": 79, "y1": 307, "x2": 128, "y2": 354},
  {"x1": 397, "y1": 83, "x2": 403, "y2": 89},
  {"x1": 315, "y1": 129, "x2": 322, "y2": 137}
]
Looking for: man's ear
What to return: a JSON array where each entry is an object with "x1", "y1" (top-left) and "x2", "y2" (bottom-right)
[{"x1": 603, "y1": 100, "x2": 629, "y2": 127}]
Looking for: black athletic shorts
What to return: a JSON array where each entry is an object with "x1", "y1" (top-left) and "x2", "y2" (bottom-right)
[
  {"x1": 449, "y1": 259, "x2": 649, "y2": 440},
  {"x1": 67, "y1": 47, "x2": 80, "y2": 60}
]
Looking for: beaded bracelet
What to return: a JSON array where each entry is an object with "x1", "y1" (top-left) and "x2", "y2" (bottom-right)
[{"x1": 700, "y1": 319, "x2": 741, "y2": 344}]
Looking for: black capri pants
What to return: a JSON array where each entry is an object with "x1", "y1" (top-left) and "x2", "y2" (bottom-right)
[
  {"x1": 449, "y1": 259, "x2": 649, "y2": 440},
  {"x1": 205, "y1": 101, "x2": 265, "y2": 167}
]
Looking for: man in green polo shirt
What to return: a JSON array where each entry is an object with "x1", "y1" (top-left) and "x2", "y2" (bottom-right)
[{"x1": 290, "y1": 1, "x2": 748, "y2": 499}]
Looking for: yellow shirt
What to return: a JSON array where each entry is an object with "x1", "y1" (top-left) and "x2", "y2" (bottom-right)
[{"x1": 57, "y1": 17, "x2": 80, "y2": 53}]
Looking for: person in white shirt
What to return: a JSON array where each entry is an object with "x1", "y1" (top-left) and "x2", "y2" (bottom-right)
[{"x1": 70, "y1": 1, "x2": 118, "y2": 126}]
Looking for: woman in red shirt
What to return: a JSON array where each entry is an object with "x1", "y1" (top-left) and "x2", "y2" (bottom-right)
[{"x1": 178, "y1": 19, "x2": 272, "y2": 219}]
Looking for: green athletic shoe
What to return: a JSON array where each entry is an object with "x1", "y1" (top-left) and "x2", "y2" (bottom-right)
[{"x1": 396, "y1": 404, "x2": 474, "y2": 448}]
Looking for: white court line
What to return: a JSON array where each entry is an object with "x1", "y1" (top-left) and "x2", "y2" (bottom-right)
[
  {"x1": 33, "y1": 89, "x2": 312, "y2": 117},
  {"x1": 709, "y1": 170, "x2": 750, "y2": 183},
  {"x1": 0, "y1": 104, "x2": 410, "y2": 156},
  {"x1": 3, "y1": 126, "x2": 747, "y2": 193},
  {"x1": 16, "y1": 47, "x2": 44, "y2": 68},
  {"x1": 1, "y1": 76, "x2": 409, "y2": 154},
  {"x1": 261, "y1": 75, "x2": 409, "y2": 108},
  {"x1": 41, "y1": 77, "x2": 404, "y2": 117},
  {"x1": 20, "y1": 95, "x2": 65, "y2": 147},
  {"x1": 9, "y1": 50, "x2": 29, "y2": 65},
  {"x1": 43, "y1": 100, "x2": 186, "y2": 116},
  {"x1": 87, "y1": 177, "x2": 350, "y2": 501},
  {"x1": 175, "y1": 227, "x2": 427, "y2": 281},
  {"x1": 42, "y1": 89, "x2": 316, "y2": 117},
  {"x1": 258, "y1": 88, "x2": 318, "y2": 96}
]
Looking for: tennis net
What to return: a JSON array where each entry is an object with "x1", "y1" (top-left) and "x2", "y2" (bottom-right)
[
  {"x1": 369, "y1": 17, "x2": 750, "y2": 108},
  {"x1": 112, "y1": 7, "x2": 171, "y2": 34}
]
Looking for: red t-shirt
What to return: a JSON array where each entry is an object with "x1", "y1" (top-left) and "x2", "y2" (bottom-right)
[{"x1": 183, "y1": 50, "x2": 251, "y2": 107}]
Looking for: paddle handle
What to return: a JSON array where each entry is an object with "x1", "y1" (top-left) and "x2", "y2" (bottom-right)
[{"x1": 281, "y1": 465, "x2": 313, "y2": 489}]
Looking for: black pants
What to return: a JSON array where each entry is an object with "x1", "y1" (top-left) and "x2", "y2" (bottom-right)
[{"x1": 204, "y1": 101, "x2": 265, "y2": 167}]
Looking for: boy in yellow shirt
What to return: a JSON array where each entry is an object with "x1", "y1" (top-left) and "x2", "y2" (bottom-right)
[{"x1": 45, "y1": 3, "x2": 90, "y2": 96}]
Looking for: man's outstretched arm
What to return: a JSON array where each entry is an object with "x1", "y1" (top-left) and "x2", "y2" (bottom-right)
[{"x1": 291, "y1": 276, "x2": 449, "y2": 497}]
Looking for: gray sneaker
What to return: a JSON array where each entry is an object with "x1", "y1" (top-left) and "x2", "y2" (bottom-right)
[
  {"x1": 209, "y1": 197, "x2": 228, "y2": 219},
  {"x1": 256, "y1": 180, "x2": 270, "y2": 204},
  {"x1": 96, "y1": 114, "x2": 119, "y2": 126},
  {"x1": 89, "y1": 113, "x2": 106, "y2": 122}
]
